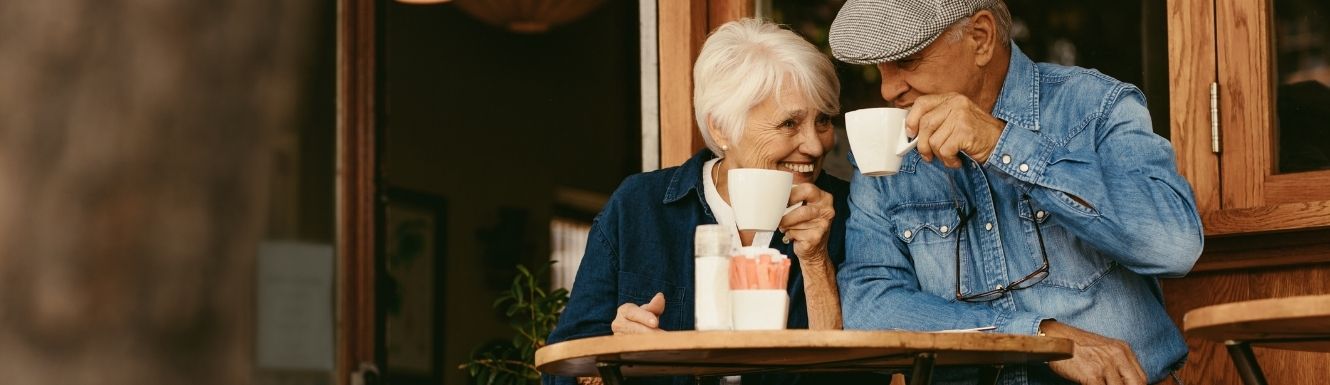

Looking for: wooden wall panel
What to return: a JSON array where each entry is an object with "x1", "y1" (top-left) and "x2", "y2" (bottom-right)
[
  {"x1": 1194, "y1": 229, "x2": 1330, "y2": 271},
  {"x1": 1163, "y1": 263, "x2": 1330, "y2": 384}
]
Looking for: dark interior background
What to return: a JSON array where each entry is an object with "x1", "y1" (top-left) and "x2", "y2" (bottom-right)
[{"x1": 383, "y1": 2, "x2": 641, "y2": 384}]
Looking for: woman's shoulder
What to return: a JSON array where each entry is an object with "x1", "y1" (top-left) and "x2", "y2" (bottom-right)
[
  {"x1": 609, "y1": 166, "x2": 681, "y2": 201},
  {"x1": 598, "y1": 165, "x2": 691, "y2": 221}
]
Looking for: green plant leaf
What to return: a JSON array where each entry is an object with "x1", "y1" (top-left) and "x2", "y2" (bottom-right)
[{"x1": 462, "y1": 263, "x2": 568, "y2": 385}]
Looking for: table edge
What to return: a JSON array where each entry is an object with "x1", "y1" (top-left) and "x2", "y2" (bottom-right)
[
  {"x1": 1183, "y1": 294, "x2": 1330, "y2": 335},
  {"x1": 535, "y1": 330, "x2": 1074, "y2": 370}
]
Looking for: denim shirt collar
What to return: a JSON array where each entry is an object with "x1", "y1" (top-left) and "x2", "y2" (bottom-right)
[
  {"x1": 662, "y1": 150, "x2": 716, "y2": 206},
  {"x1": 992, "y1": 43, "x2": 1041, "y2": 132}
]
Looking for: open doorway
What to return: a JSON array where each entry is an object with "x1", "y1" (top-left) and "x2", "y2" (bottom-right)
[{"x1": 380, "y1": 2, "x2": 641, "y2": 383}]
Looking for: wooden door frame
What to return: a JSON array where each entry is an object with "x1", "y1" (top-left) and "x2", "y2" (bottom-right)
[
  {"x1": 658, "y1": 0, "x2": 755, "y2": 167},
  {"x1": 336, "y1": 0, "x2": 381, "y2": 383}
]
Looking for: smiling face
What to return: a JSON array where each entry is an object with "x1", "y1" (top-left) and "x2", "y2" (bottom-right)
[{"x1": 714, "y1": 84, "x2": 836, "y2": 185}]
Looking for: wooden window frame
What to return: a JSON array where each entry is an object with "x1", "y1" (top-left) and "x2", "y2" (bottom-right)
[{"x1": 1172, "y1": 0, "x2": 1330, "y2": 237}]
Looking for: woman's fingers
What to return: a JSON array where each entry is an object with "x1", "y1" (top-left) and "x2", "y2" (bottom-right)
[
  {"x1": 777, "y1": 205, "x2": 819, "y2": 230},
  {"x1": 640, "y1": 292, "x2": 666, "y2": 315},
  {"x1": 787, "y1": 183, "x2": 827, "y2": 206},
  {"x1": 610, "y1": 316, "x2": 659, "y2": 334},
  {"x1": 611, "y1": 295, "x2": 666, "y2": 335},
  {"x1": 781, "y1": 189, "x2": 826, "y2": 228}
]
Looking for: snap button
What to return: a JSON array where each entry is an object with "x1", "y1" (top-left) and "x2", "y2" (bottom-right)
[
  {"x1": 984, "y1": 222, "x2": 993, "y2": 231},
  {"x1": 939, "y1": 225, "x2": 949, "y2": 234},
  {"x1": 996, "y1": 284, "x2": 1004, "y2": 290},
  {"x1": 903, "y1": 230, "x2": 913, "y2": 239},
  {"x1": 1001, "y1": 154, "x2": 1011, "y2": 164},
  {"x1": 1036, "y1": 210, "x2": 1046, "y2": 219},
  {"x1": 1019, "y1": 163, "x2": 1030, "y2": 172}
]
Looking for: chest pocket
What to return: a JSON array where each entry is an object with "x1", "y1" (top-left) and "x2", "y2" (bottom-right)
[
  {"x1": 1019, "y1": 203, "x2": 1116, "y2": 291},
  {"x1": 892, "y1": 202, "x2": 963, "y2": 299},
  {"x1": 619, "y1": 270, "x2": 689, "y2": 329}
]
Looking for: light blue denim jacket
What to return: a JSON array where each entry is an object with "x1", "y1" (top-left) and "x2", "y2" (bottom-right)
[{"x1": 840, "y1": 45, "x2": 1203, "y2": 384}]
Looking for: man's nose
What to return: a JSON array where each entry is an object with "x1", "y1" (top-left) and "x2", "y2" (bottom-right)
[{"x1": 878, "y1": 64, "x2": 908, "y2": 105}]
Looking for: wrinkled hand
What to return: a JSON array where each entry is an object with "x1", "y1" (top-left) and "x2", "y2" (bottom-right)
[
  {"x1": 905, "y1": 92, "x2": 1005, "y2": 168},
  {"x1": 611, "y1": 292, "x2": 666, "y2": 335},
  {"x1": 1042, "y1": 320, "x2": 1147, "y2": 385},
  {"x1": 778, "y1": 183, "x2": 835, "y2": 264}
]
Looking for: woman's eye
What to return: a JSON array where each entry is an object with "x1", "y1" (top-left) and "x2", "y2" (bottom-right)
[
  {"x1": 780, "y1": 119, "x2": 797, "y2": 129},
  {"x1": 815, "y1": 115, "x2": 832, "y2": 125}
]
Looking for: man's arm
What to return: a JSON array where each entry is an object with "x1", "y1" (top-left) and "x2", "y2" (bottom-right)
[
  {"x1": 839, "y1": 173, "x2": 1048, "y2": 334},
  {"x1": 986, "y1": 85, "x2": 1203, "y2": 277}
]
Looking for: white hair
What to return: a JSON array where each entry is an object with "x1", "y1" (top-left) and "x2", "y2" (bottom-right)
[{"x1": 693, "y1": 18, "x2": 840, "y2": 157}]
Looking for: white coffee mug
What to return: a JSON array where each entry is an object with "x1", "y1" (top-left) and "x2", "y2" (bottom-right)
[
  {"x1": 728, "y1": 168, "x2": 799, "y2": 232},
  {"x1": 845, "y1": 107, "x2": 920, "y2": 176}
]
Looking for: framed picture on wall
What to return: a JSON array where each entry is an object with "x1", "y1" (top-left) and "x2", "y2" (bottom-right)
[{"x1": 382, "y1": 188, "x2": 446, "y2": 384}]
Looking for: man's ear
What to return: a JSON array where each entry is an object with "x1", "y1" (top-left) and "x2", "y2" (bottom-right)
[{"x1": 968, "y1": 10, "x2": 998, "y2": 67}]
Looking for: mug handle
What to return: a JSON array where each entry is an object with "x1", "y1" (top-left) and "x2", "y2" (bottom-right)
[
  {"x1": 782, "y1": 201, "x2": 804, "y2": 215},
  {"x1": 894, "y1": 121, "x2": 919, "y2": 156}
]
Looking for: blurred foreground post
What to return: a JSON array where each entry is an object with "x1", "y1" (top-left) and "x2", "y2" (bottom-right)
[{"x1": 0, "y1": 1, "x2": 313, "y2": 384}]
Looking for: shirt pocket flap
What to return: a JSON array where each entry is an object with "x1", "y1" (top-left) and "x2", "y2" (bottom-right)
[
  {"x1": 1017, "y1": 200, "x2": 1052, "y2": 224},
  {"x1": 619, "y1": 270, "x2": 688, "y2": 328},
  {"x1": 892, "y1": 202, "x2": 963, "y2": 244}
]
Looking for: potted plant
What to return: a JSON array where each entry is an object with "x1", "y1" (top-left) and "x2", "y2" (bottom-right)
[{"x1": 460, "y1": 262, "x2": 569, "y2": 385}]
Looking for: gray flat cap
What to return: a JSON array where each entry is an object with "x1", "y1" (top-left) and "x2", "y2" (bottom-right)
[{"x1": 830, "y1": 0, "x2": 992, "y2": 65}]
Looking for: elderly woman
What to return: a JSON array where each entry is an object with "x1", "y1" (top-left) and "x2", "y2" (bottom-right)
[{"x1": 544, "y1": 19, "x2": 857, "y2": 385}]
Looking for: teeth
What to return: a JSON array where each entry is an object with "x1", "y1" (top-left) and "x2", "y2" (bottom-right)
[{"x1": 781, "y1": 163, "x2": 814, "y2": 173}]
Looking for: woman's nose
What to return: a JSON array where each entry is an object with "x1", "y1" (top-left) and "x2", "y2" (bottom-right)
[{"x1": 797, "y1": 126, "x2": 826, "y2": 157}]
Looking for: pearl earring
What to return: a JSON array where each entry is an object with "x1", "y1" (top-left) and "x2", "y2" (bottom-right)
[{"x1": 721, "y1": 144, "x2": 729, "y2": 151}]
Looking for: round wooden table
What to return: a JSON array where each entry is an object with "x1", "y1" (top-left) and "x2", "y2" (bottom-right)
[
  {"x1": 536, "y1": 330, "x2": 1073, "y2": 385},
  {"x1": 1184, "y1": 294, "x2": 1330, "y2": 385}
]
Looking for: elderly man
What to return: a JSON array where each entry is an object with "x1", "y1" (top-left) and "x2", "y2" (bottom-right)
[{"x1": 829, "y1": 1, "x2": 1203, "y2": 384}]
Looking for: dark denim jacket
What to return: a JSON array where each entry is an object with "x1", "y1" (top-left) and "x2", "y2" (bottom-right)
[{"x1": 543, "y1": 150, "x2": 853, "y2": 385}]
